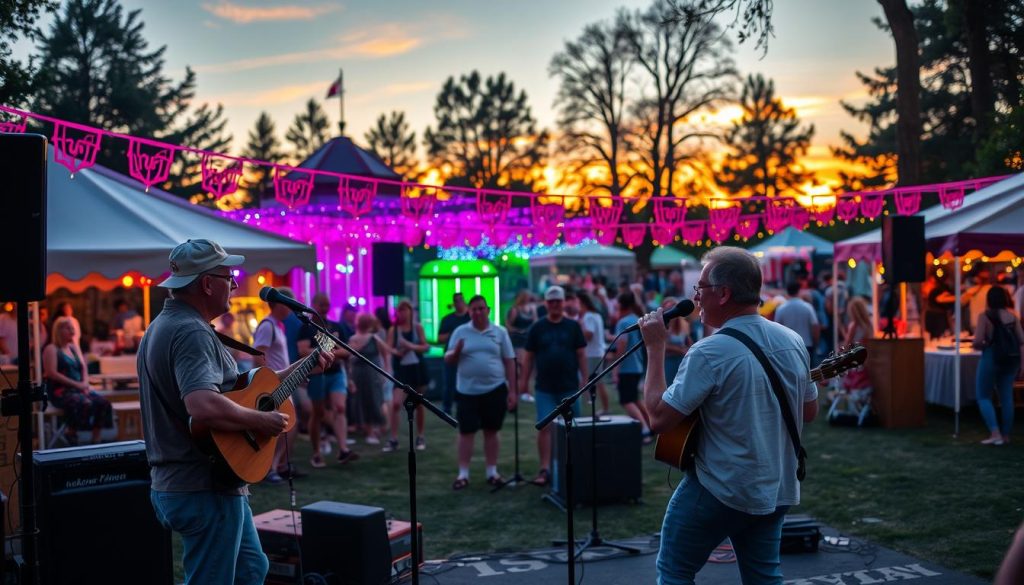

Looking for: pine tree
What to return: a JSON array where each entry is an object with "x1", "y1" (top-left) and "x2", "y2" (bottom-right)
[
  {"x1": 285, "y1": 99, "x2": 330, "y2": 160},
  {"x1": 242, "y1": 112, "x2": 284, "y2": 204},
  {"x1": 162, "y1": 103, "x2": 233, "y2": 205},
  {"x1": 718, "y1": 74, "x2": 815, "y2": 199},
  {"x1": 0, "y1": 0, "x2": 57, "y2": 106},
  {"x1": 364, "y1": 111, "x2": 417, "y2": 179}
]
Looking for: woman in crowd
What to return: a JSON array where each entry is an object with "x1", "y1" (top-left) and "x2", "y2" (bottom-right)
[
  {"x1": 577, "y1": 292, "x2": 610, "y2": 415},
  {"x1": 612, "y1": 292, "x2": 652, "y2": 443},
  {"x1": 43, "y1": 316, "x2": 112, "y2": 444},
  {"x1": 53, "y1": 301, "x2": 82, "y2": 349},
  {"x1": 972, "y1": 287, "x2": 1023, "y2": 445},
  {"x1": 661, "y1": 297, "x2": 692, "y2": 384},
  {"x1": 387, "y1": 300, "x2": 430, "y2": 452},
  {"x1": 347, "y1": 313, "x2": 390, "y2": 445},
  {"x1": 506, "y1": 290, "x2": 538, "y2": 401}
]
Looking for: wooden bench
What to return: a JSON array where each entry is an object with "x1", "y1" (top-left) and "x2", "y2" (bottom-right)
[{"x1": 112, "y1": 400, "x2": 142, "y2": 441}]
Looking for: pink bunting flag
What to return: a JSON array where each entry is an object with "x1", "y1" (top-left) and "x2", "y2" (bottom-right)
[
  {"x1": 532, "y1": 200, "x2": 564, "y2": 245},
  {"x1": 709, "y1": 202, "x2": 740, "y2": 230},
  {"x1": 708, "y1": 223, "x2": 731, "y2": 243},
  {"x1": 338, "y1": 176, "x2": 378, "y2": 218},
  {"x1": 463, "y1": 229, "x2": 483, "y2": 248},
  {"x1": 273, "y1": 166, "x2": 314, "y2": 209},
  {"x1": 201, "y1": 154, "x2": 243, "y2": 199},
  {"x1": 595, "y1": 227, "x2": 618, "y2": 246},
  {"x1": 653, "y1": 197, "x2": 687, "y2": 226},
  {"x1": 939, "y1": 186, "x2": 965, "y2": 210},
  {"x1": 126, "y1": 138, "x2": 175, "y2": 191},
  {"x1": 402, "y1": 226, "x2": 422, "y2": 247},
  {"x1": 894, "y1": 188, "x2": 922, "y2": 216},
  {"x1": 859, "y1": 192, "x2": 885, "y2": 219},
  {"x1": 736, "y1": 214, "x2": 760, "y2": 239},
  {"x1": 477, "y1": 190, "x2": 512, "y2": 225},
  {"x1": 0, "y1": 115, "x2": 26, "y2": 134},
  {"x1": 52, "y1": 121, "x2": 102, "y2": 175},
  {"x1": 681, "y1": 221, "x2": 706, "y2": 244},
  {"x1": 490, "y1": 225, "x2": 514, "y2": 247},
  {"x1": 621, "y1": 224, "x2": 647, "y2": 247},
  {"x1": 589, "y1": 198, "x2": 623, "y2": 231},
  {"x1": 809, "y1": 196, "x2": 835, "y2": 225},
  {"x1": 563, "y1": 223, "x2": 590, "y2": 246},
  {"x1": 400, "y1": 185, "x2": 437, "y2": 223},
  {"x1": 836, "y1": 195, "x2": 860, "y2": 222},
  {"x1": 765, "y1": 200, "x2": 793, "y2": 232},
  {"x1": 650, "y1": 225, "x2": 676, "y2": 245},
  {"x1": 790, "y1": 206, "x2": 810, "y2": 230}
]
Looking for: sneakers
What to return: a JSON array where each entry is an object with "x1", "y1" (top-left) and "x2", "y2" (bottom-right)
[
  {"x1": 366, "y1": 435, "x2": 381, "y2": 445},
  {"x1": 346, "y1": 438, "x2": 357, "y2": 446},
  {"x1": 310, "y1": 454, "x2": 327, "y2": 469},
  {"x1": 263, "y1": 470, "x2": 284, "y2": 484},
  {"x1": 337, "y1": 449, "x2": 360, "y2": 464},
  {"x1": 415, "y1": 436, "x2": 426, "y2": 451},
  {"x1": 382, "y1": 439, "x2": 400, "y2": 453},
  {"x1": 320, "y1": 442, "x2": 332, "y2": 455},
  {"x1": 520, "y1": 393, "x2": 535, "y2": 403}
]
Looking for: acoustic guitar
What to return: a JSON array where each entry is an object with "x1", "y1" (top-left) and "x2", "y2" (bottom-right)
[
  {"x1": 190, "y1": 332, "x2": 335, "y2": 483},
  {"x1": 654, "y1": 345, "x2": 868, "y2": 471}
]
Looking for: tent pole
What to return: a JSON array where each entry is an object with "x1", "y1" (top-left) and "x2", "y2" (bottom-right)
[
  {"x1": 832, "y1": 257, "x2": 840, "y2": 353},
  {"x1": 954, "y1": 256, "x2": 962, "y2": 437},
  {"x1": 871, "y1": 262, "x2": 879, "y2": 336},
  {"x1": 143, "y1": 284, "x2": 151, "y2": 327}
]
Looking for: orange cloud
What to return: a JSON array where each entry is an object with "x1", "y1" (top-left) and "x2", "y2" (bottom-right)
[
  {"x1": 202, "y1": 2, "x2": 340, "y2": 24},
  {"x1": 205, "y1": 81, "x2": 332, "y2": 107},
  {"x1": 348, "y1": 82, "x2": 434, "y2": 106}
]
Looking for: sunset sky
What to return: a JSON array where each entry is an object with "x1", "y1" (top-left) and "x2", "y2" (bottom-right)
[{"x1": 26, "y1": 0, "x2": 897, "y2": 185}]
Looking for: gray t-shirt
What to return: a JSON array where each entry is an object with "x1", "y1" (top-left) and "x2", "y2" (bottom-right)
[
  {"x1": 663, "y1": 314, "x2": 817, "y2": 515},
  {"x1": 449, "y1": 322, "x2": 514, "y2": 395},
  {"x1": 773, "y1": 298, "x2": 818, "y2": 349},
  {"x1": 138, "y1": 299, "x2": 241, "y2": 493},
  {"x1": 253, "y1": 316, "x2": 289, "y2": 371}
]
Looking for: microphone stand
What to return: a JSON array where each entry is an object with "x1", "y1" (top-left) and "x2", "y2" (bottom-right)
[
  {"x1": 491, "y1": 356, "x2": 526, "y2": 492},
  {"x1": 536, "y1": 336, "x2": 647, "y2": 585},
  {"x1": 296, "y1": 313, "x2": 456, "y2": 585}
]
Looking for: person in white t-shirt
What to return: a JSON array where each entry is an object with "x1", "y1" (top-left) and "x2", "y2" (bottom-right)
[
  {"x1": 253, "y1": 286, "x2": 300, "y2": 484},
  {"x1": 444, "y1": 295, "x2": 516, "y2": 490},
  {"x1": 773, "y1": 282, "x2": 820, "y2": 362},
  {"x1": 576, "y1": 291, "x2": 610, "y2": 415}
]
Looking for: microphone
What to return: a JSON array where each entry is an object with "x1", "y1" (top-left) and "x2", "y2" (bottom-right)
[
  {"x1": 622, "y1": 299, "x2": 695, "y2": 333},
  {"x1": 259, "y1": 286, "x2": 316, "y2": 314}
]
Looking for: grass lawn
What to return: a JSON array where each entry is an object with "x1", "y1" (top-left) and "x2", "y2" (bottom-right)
[{"x1": 240, "y1": 400, "x2": 1024, "y2": 581}]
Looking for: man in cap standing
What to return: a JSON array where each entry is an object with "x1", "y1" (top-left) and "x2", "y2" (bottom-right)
[{"x1": 138, "y1": 239, "x2": 333, "y2": 585}]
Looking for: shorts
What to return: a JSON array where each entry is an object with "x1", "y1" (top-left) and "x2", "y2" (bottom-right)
[
  {"x1": 617, "y1": 373, "x2": 642, "y2": 405},
  {"x1": 382, "y1": 380, "x2": 394, "y2": 402},
  {"x1": 456, "y1": 384, "x2": 508, "y2": 434},
  {"x1": 534, "y1": 388, "x2": 581, "y2": 424},
  {"x1": 586, "y1": 356, "x2": 606, "y2": 378},
  {"x1": 307, "y1": 370, "x2": 347, "y2": 402}
]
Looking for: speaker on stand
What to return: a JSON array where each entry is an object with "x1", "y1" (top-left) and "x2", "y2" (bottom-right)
[
  {"x1": 880, "y1": 216, "x2": 926, "y2": 338},
  {"x1": 371, "y1": 242, "x2": 405, "y2": 298}
]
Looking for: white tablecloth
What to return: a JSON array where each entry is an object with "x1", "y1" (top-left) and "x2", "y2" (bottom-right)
[{"x1": 923, "y1": 349, "x2": 981, "y2": 408}]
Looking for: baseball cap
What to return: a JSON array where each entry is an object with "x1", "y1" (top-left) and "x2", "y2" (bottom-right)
[
  {"x1": 544, "y1": 285, "x2": 566, "y2": 301},
  {"x1": 157, "y1": 239, "x2": 245, "y2": 288}
]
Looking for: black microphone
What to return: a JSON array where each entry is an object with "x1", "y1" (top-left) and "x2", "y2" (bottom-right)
[
  {"x1": 622, "y1": 299, "x2": 695, "y2": 333},
  {"x1": 259, "y1": 286, "x2": 316, "y2": 314}
]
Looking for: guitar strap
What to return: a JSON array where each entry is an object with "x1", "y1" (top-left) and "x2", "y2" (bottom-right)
[{"x1": 717, "y1": 328, "x2": 808, "y2": 482}]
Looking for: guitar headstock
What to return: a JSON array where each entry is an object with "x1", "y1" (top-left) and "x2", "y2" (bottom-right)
[
  {"x1": 315, "y1": 331, "x2": 337, "y2": 353},
  {"x1": 812, "y1": 345, "x2": 867, "y2": 381}
]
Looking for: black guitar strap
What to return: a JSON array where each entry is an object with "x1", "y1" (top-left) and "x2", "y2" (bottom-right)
[{"x1": 717, "y1": 328, "x2": 808, "y2": 482}]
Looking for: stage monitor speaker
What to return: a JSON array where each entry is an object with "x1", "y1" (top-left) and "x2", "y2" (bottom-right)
[
  {"x1": 550, "y1": 415, "x2": 642, "y2": 507},
  {"x1": 0, "y1": 133, "x2": 47, "y2": 301},
  {"x1": 300, "y1": 501, "x2": 391, "y2": 585},
  {"x1": 881, "y1": 215, "x2": 926, "y2": 283},
  {"x1": 371, "y1": 242, "x2": 404, "y2": 296},
  {"x1": 32, "y1": 441, "x2": 172, "y2": 585}
]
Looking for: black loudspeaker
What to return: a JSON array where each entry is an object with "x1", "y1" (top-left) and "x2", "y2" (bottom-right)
[
  {"x1": 33, "y1": 441, "x2": 172, "y2": 585},
  {"x1": 300, "y1": 501, "x2": 391, "y2": 585},
  {"x1": 550, "y1": 415, "x2": 642, "y2": 507},
  {"x1": 371, "y1": 242, "x2": 404, "y2": 296},
  {"x1": 882, "y1": 215, "x2": 926, "y2": 283},
  {"x1": 0, "y1": 133, "x2": 47, "y2": 301}
]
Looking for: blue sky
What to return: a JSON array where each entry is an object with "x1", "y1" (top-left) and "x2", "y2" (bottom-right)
[{"x1": 26, "y1": 0, "x2": 895, "y2": 166}]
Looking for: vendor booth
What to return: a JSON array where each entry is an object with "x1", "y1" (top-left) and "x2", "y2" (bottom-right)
[
  {"x1": 529, "y1": 243, "x2": 636, "y2": 290},
  {"x1": 750, "y1": 228, "x2": 833, "y2": 286}
]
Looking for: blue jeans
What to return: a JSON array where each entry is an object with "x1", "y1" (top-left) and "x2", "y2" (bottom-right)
[
  {"x1": 442, "y1": 362, "x2": 457, "y2": 414},
  {"x1": 534, "y1": 388, "x2": 581, "y2": 423},
  {"x1": 976, "y1": 349, "x2": 1017, "y2": 436},
  {"x1": 658, "y1": 473, "x2": 788, "y2": 585},
  {"x1": 150, "y1": 490, "x2": 268, "y2": 585}
]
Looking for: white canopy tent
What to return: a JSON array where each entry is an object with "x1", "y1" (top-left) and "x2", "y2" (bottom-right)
[
  {"x1": 529, "y1": 243, "x2": 637, "y2": 289},
  {"x1": 832, "y1": 173, "x2": 1024, "y2": 433}
]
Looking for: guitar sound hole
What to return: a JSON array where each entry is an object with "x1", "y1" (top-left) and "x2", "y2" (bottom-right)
[{"x1": 256, "y1": 396, "x2": 275, "y2": 412}]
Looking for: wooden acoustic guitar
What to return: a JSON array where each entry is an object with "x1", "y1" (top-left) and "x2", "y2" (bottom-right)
[
  {"x1": 654, "y1": 345, "x2": 868, "y2": 471},
  {"x1": 190, "y1": 332, "x2": 335, "y2": 483}
]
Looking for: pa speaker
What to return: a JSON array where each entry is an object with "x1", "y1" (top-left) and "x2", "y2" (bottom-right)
[
  {"x1": 0, "y1": 133, "x2": 47, "y2": 301},
  {"x1": 300, "y1": 501, "x2": 391, "y2": 585},
  {"x1": 372, "y1": 242, "x2": 404, "y2": 296},
  {"x1": 550, "y1": 415, "x2": 642, "y2": 507},
  {"x1": 882, "y1": 215, "x2": 926, "y2": 283},
  {"x1": 33, "y1": 441, "x2": 172, "y2": 585}
]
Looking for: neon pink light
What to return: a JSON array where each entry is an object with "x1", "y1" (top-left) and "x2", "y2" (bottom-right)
[
  {"x1": 126, "y1": 138, "x2": 175, "y2": 190},
  {"x1": 201, "y1": 154, "x2": 243, "y2": 198},
  {"x1": 52, "y1": 122, "x2": 102, "y2": 175}
]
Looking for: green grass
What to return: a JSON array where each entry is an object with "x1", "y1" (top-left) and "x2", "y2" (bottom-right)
[{"x1": 173, "y1": 400, "x2": 1021, "y2": 581}]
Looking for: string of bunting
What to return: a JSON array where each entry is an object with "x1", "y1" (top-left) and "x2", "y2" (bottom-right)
[{"x1": 0, "y1": 104, "x2": 1009, "y2": 248}]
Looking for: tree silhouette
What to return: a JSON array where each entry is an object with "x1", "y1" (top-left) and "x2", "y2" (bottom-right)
[
  {"x1": 242, "y1": 112, "x2": 283, "y2": 204},
  {"x1": 424, "y1": 70, "x2": 547, "y2": 189},
  {"x1": 550, "y1": 12, "x2": 636, "y2": 200},
  {"x1": 0, "y1": 0, "x2": 57, "y2": 106},
  {"x1": 364, "y1": 110, "x2": 417, "y2": 179},
  {"x1": 877, "y1": 0, "x2": 922, "y2": 185},
  {"x1": 163, "y1": 103, "x2": 233, "y2": 204},
  {"x1": 718, "y1": 74, "x2": 814, "y2": 199},
  {"x1": 666, "y1": 0, "x2": 774, "y2": 53},
  {"x1": 286, "y1": 98, "x2": 330, "y2": 160}
]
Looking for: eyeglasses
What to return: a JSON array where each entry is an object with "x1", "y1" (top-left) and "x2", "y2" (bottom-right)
[
  {"x1": 692, "y1": 283, "x2": 720, "y2": 294},
  {"x1": 205, "y1": 272, "x2": 236, "y2": 285}
]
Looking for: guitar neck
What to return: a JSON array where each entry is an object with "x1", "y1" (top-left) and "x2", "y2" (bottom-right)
[{"x1": 270, "y1": 348, "x2": 322, "y2": 408}]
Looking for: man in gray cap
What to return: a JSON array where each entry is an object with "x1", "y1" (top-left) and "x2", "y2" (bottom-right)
[{"x1": 137, "y1": 239, "x2": 333, "y2": 585}]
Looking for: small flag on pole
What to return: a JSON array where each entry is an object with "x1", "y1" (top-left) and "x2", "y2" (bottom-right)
[{"x1": 326, "y1": 77, "x2": 341, "y2": 98}]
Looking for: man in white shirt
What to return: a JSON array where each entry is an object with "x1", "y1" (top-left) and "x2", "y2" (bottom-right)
[
  {"x1": 639, "y1": 246, "x2": 818, "y2": 585},
  {"x1": 773, "y1": 281, "x2": 820, "y2": 362},
  {"x1": 253, "y1": 287, "x2": 301, "y2": 483},
  {"x1": 445, "y1": 295, "x2": 516, "y2": 489}
]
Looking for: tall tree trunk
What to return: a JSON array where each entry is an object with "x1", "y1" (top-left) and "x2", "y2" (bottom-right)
[
  {"x1": 962, "y1": 0, "x2": 995, "y2": 140},
  {"x1": 878, "y1": 0, "x2": 922, "y2": 185}
]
